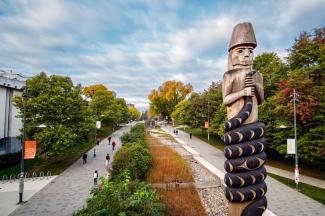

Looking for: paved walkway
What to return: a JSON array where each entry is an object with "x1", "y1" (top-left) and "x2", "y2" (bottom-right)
[
  {"x1": 0, "y1": 176, "x2": 57, "y2": 216},
  {"x1": 163, "y1": 125, "x2": 325, "y2": 216},
  {"x1": 8, "y1": 123, "x2": 133, "y2": 216}
]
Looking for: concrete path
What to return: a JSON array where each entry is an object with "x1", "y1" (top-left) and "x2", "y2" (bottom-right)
[
  {"x1": 163, "y1": 125, "x2": 325, "y2": 216},
  {"x1": 8, "y1": 123, "x2": 133, "y2": 216},
  {"x1": 0, "y1": 176, "x2": 57, "y2": 216}
]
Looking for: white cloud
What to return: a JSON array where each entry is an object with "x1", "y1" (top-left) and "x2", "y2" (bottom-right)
[{"x1": 0, "y1": 0, "x2": 324, "y2": 109}]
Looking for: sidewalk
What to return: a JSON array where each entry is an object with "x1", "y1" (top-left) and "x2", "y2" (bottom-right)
[
  {"x1": 8, "y1": 123, "x2": 133, "y2": 216},
  {"x1": 0, "y1": 176, "x2": 57, "y2": 216},
  {"x1": 163, "y1": 125, "x2": 325, "y2": 216}
]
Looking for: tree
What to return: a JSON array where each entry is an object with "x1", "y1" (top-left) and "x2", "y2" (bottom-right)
[
  {"x1": 255, "y1": 27, "x2": 325, "y2": 161},
  {"x1": 128, "y1": 107, "x2": 141, "y2": 121},
  {"x1": 13, "y1": 72, "x2": 93, "y2": 159},
  {"x1": 148, "y1": 80, "x2": 192, "y2": 119},
  {"x1": 83, "y1": 84, "x2": 108, "y2": 98},
  {"x1": 253, "y1": 52, "x2": 288, "y2": 99},
  {"x1": 86, "y1": 86, "x2": 130, "y2": 126},
  {"x1": 171, "y1": 99, "x2": 194, "y2": 125}
]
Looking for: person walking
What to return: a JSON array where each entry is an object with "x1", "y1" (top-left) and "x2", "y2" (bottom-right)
[
  {"x1": 105, "y1": 153, "x2": 110, "y2": 169},
  {"x1": 112, "y1": 140, "x2": 116, "y2": 151},
  {"x1": 93, "y1": 170, "x2": 98, "y2": 185},
  {"x1": 108, "y1": 136, "x2": 111, "y2": 145},
  {"x1": 189, "y1": 132, "x2": 192, "y2": 139},
  {"x1": 82, "y1": 153, "x2": 87, "y2": 164},
  {"x1": 96, "y1": 138, "x2": 100, "y2": 146},
  {"x1": 93, "y1": 148, "x2": 96, "y2": 158},
  {"x1": 176, "y1": 130, "x2": 178, "y2": 135}
]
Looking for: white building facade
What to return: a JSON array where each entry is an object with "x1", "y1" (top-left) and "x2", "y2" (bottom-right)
[{"x1": 0, "y1": 70, "x2": 25, "y2": 155}]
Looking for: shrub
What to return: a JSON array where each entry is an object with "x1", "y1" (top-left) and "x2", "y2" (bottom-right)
[
  {"x1": 121, "y1": 123, "x2": 145, "y2": 144},
  {"x1": 112, "y1": 142, "x2": 152, "y2": 180},
  {"x1": 75, "y1": 173, "x2": 164, "y2": 216}
]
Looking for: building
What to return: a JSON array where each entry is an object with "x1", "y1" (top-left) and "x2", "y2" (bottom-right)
[
  {"x1": 0, "y1": 70, "x2": 25, "y2": 155},
  {"x1": 126, "y1": 104, "x2": 135, "y2": 107}
]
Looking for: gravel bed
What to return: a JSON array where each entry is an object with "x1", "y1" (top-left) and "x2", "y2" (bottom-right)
[
  {"x1": 187, "y1": 159, "x2": 219, "y2": 183},
  {"x1": 173, "y1": 147, "x2": 192, "y2": 157},
  {"x1": 198, "y1": 187, "x2": 228, "y2": 216}
]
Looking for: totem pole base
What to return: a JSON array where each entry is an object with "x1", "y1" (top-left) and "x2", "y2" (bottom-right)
[{"x1": 229, "y1": 201, "x2": 251, "y2": 216}]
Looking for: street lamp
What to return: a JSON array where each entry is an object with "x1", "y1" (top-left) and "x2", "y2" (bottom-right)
[
  {"x1": 293, "y1": 88, "x2": 299, "y2": 190},
  {"x1": 18, "y1": 78, "x2": 47, "y2": 204},
  {"x1": 18, "y1": 82, "x2": 27, "y2": 204},
  {"x1": 279, "y1": 88, "x2": 299, "y2": 190},
  {"x1": 207, "y1": 101, "x2": 210, "y2": 142}
]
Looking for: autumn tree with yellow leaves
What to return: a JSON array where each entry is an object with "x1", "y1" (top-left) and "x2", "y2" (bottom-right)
[{"x1": 148, "y1": 80, "x2": 192, "y2": 119}]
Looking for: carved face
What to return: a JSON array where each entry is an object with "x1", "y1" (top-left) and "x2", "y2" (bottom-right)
[{"x1": 230, "y1": 45, "x2": 254, "y2": 68}]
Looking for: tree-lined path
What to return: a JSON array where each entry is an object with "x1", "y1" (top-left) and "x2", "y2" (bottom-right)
[
  {"x1": 9, "y1": 123, "x2": 134, "y2": 216},
  {"x1": 162, "y1": 125, "x2": 325, "y2": 216}
]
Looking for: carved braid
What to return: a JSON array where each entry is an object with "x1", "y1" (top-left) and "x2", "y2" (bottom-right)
[{"x1": 223, "y1": 71, "x2": 267, "y2": 216}]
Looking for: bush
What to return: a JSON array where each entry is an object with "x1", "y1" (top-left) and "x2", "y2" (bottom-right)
[
  {"x1": 75, "y1": 173, "x2": 164, "y2": 216},
  {"x1": 121, "y1": 123, "x2": 145, "y2": 144},
  {"x1": 112, "y1": 142, "x2": 152, "y2": 180}
]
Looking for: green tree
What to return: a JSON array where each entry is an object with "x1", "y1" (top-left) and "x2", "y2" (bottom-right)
[
  {"x1": 14, "y1": 72, "x2": 93, "y2": 159},
  {"x1": 253, "y1": 52, "x2": 288, "y2": 99},
  {"x1": 171, "y1": 99, "x2": 193, "y2": 125}
]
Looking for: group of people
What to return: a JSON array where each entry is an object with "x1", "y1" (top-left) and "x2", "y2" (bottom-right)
[
  {"x1": 81, "y1": 135, "x2": 118, "y2": 186},
  {"x1": 173, "y1": 129, "x2": 178, "y2": 135}
]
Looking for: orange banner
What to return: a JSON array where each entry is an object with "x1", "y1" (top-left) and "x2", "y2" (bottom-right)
[
  {"x1": 204, "y1": 121, "x2": 209, "y2": 129},
  {"x1": 24, "y1": 140, "x2": 37, "y2": 159}
]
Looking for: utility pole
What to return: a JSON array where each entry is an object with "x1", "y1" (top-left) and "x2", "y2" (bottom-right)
[
  {"x1": 208, "y1": 101, "x2": 210, "y2": 142},
  {"x1": 19, "y1": 80, "x2": 27, "y2": 204},
  {"x1": 93, "y1": 90, "x2": 98, "y2": 146},
  {"x1": 293, "y1": 88, "x2": 299, "y2": 190}
]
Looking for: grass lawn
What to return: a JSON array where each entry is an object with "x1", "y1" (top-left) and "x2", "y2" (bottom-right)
[
  {"x1": 0, "y1": 126, "x2": 116, "y2": 177},
  {"x1": 268, "y1": 173, "x2": 325, "y2": 205},
  {"x1": 182, "y1": 127, "x2": 325, "y2": 180}
]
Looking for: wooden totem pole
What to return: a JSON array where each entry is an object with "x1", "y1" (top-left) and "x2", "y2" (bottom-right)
[{"x1": 222, "y1": 22, "x2": 268, "y2": 216}]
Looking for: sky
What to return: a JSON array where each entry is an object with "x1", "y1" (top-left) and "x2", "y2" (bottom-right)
[{"x1": 0, "y1": 0, "x2": 324, "y2": 110}]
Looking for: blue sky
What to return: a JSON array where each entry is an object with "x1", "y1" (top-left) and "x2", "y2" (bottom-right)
[{"x1": 0, "y1": 0, "x2": 324, "y2": 109}]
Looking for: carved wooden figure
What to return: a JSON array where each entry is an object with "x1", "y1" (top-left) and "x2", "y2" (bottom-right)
[{"x1": 222, "y1": 22, "x2": 267, "y2": 216}]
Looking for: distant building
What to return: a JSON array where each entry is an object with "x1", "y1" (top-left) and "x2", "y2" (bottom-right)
[
  {"x1": 0, "y1": 70, "x2": 25, "y2": 155},
  {"x1": 127, "y1": 103, "x2": 135, "y2": 107}
]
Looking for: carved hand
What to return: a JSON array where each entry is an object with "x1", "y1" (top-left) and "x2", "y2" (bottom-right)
[{"x1": 244, "y1": 87, "x2": 255, "y2": 96}]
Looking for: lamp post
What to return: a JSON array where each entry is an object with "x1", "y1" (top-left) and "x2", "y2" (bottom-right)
[
  {"x1": 18, "y1": 81, "x2": 27, "y2": 204},
  {"x1": 293, "y1": 88, "x2": 299, "y2": 190},
  {"x1": 279, "y1": 88, "x2": 299, "y2": 191},
  {"x1": 207, "y1": 101, "x2": 210, "y2": 142}
]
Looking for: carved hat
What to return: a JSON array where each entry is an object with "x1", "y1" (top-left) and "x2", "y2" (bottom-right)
[{"x1": 228, "y1": 22, "x2": 257, "y2": 51}]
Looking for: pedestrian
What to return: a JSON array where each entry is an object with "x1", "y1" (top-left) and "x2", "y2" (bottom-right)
[
  {"x1": 82, "y1": 153, "x2": 87, "y2": 164},
  {"x1": 173, "y1": 130, "x2": 175, "y2": 134},
  {"x1": 96, "y1": 138, "x2": 100, "y2": 146},
  {"x1": 105, "y1": 153, "x2": 110, "y2": 167},
  {"x1": 190, "y1": 132, "x2": 192, "y2": 139},
  {"x1": 93, "y1": 170, "x2": 98, "y2": 185},
  {"x1": 93, "y1": 148, "x2": 96, "y2": 158},
  {"x1": 176, "y1": 130, "x2": 178, "y2": 135},
  {"x1": 112, "y1": 141, "x2": 116, "y2": 151},
  {"x1": 108, "y1": 136, "x2": 111, "y2": 145}
]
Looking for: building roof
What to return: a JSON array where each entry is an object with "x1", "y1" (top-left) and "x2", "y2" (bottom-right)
[{"x1": 0, "y1": 70, "x2": 26, "y2": 90}]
